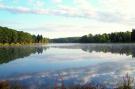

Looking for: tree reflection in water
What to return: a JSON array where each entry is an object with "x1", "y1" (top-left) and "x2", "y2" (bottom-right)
[
  {"x1": 0, "y1": 46, "x2": 48, "y2": 64},
  {"x1": 52, "y1": 44, "x2": 135, "y2": 58}
]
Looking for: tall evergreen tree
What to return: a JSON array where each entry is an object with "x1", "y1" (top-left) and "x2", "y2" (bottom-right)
[{"x1": 131, "y1": 29, "x2": 135, "y2": 42}]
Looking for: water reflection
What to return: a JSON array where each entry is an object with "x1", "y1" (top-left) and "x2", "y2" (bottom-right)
[
  {"x1": 0, "y1": 44, "x2": 135, "y2": 89},
  {"x1": 0, "y1": 46, "x2": 47, "y2": 64},
  {"x1": 51, "y1": 44, "x2": 135, "y2": 57},
  {"x1": 1, "y1": 44, "x2": 135, "y2": 64},
  {"x1": 81, "y1": 44, "x2": 135, "y2": 57},
  {"x1": 4, "y1": 60, "x2": 135, "y2": 89}
]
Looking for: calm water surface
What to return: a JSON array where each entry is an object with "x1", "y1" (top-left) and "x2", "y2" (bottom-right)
[{"x1": 0, "y1": 43, "x2": 135, "y2": 88}]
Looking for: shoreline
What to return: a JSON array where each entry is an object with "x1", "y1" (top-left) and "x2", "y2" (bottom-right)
[
  {"x1": 1, "y1": 42, "x2": 135, "y2": 47},
  {"x1": 0, "y1": 43, "x2": 48, "y2": 47}
]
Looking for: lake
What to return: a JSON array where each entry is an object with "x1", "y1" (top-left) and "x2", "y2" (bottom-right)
[{"x1": 0, "y1": 43, "x2": 135, "y2": 89}]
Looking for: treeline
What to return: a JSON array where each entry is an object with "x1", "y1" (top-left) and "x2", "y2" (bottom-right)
[
  {"x1": 51, "y1": 37, "x2": 80, "y2": 43},
  {"x1": 0, "y1": 26, "x2": 48, "y2": 44},
  {"x1": 52, "y1": 30, "x2": 135, "y2": 43},
  {"x1": 1, "y1": 26, "x2": 135, "y2": 43},
  {"x1": 80, "y1": 31, "x2": 131, "y2": 43}
]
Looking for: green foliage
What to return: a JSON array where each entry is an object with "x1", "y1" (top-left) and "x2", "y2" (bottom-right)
[
  {"x1": 131, "y1": 29, "x2": 135, "y2": 42},
  {"x1": 79, "y1": 31, "x2": 132, "y2": 43},
  {"x1": 80, "y1": 35, "x2": 89, "y2": 43},
  {"x1": 51, "y1": 31, "x2": 133, "y2": 43},
  {"x1": 52, "y1": 37, "x2": 80, "y2": 43},
  {"x1": 0, "y1": 26, "x2": 48, "y2": 45}
]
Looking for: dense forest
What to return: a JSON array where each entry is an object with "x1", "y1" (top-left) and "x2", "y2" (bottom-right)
[
  {"x1": 0, "y1": 26, "x2": 48, "y2": 44},
  {"x1": 51, "y1": 30, "x2": 135, "y2": 43},
  {"x1": 80, "y1": 31, "x2": 131, "y2": 43}
]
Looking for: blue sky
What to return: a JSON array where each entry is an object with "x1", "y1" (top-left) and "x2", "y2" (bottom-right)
[{"x1": 0, "y1": 0, "x2": 134, "y2": 38}]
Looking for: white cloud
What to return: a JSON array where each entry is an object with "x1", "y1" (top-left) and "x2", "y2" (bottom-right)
[
  {"x1": 35, "y1": 1, "x2": 45, "y2": 8},
  {"x1": 1, "y1": 0, "x2": 135, "y2": 25},
  {"x1": 52, "y1": 0, "x2": 62, "y2": 4},
  {"x1": 0, "y1": 3, "x2": 3, "y2": 7},
  {"x1": 0, "y1": 4, "x2": 82, "y2": 17},
  {"x1": 56, "y1": 5, "x2": 82, "y2": 16},
  {"x1": 27, "y1": 0, "x2": 45, "y2": 8},
  {"x1": 0, "y1": 0, "x2": 135, "y2": 25},
  {"x1": 0, "y1": 5, "x2": 31, "y2": 13},
  {"x1": 98, "y1": 0, "x2": 135, "y2": 24},
  {"x1": 74, "y1": 0, "x2": 97, "y2": 16}
]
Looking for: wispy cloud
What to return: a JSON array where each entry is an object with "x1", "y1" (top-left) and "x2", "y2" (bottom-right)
[
  {"x1": 74, "y1": 0, "x2": 97, "y2": 16},
  {"x1": 0, "y1": 0, "x2": 134, "y2": 25},
  {"x1": 52, "y1": 0, "x2": 62, "y2": 4},
  {"x1": 28, "y1": 0, "x2": 45, "y2": 8},
  {"x1": 0, "y1": 0, "x2": 134, "y2": 24},
  {"x1": 0, "y1": 3, "x2": 83, "y2": 19},
  {"x1": 0, "y1": 4, "x2": 48, "y2": 14}
]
